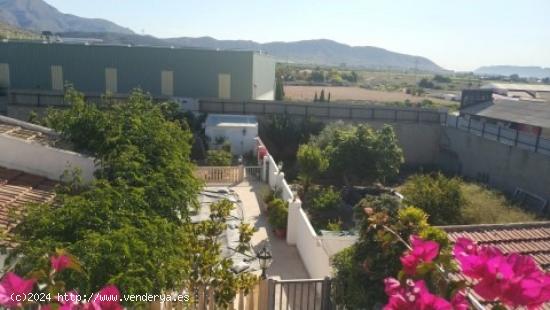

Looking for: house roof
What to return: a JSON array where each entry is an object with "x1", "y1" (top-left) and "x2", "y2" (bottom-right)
[
  {"x1": 205, "y1": 114, "x2": 258, "y2": 128},
  {"x1": 460, "y1": 99, "x2": 550, "y2": 129},
  {"x1": 0, "y1": 166, "x2": 57, "y2": 248},
  {"x1": 0, "y1": 115, "x2": 62, "y2": 147},
  {"x1": 442, "y1": 222, "x2": 550, "y2": 270}
]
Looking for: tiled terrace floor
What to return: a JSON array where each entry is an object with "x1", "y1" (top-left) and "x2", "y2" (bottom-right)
[{"x1": 231, "y1": 180, "x2": 309, "y2": 280}]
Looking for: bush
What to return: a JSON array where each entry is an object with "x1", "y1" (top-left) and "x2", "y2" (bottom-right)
[
  {"x1": 268, "y1": 198, "x2": 288, "y2": 230},
  {"x1": 305, "y1": 186, "x2": 343, "y2": 230},
  {"x1": 401, "y1": 173, "x2": 466, "y2": 225},
  {"x1": 206, "y1": 149, "x2": 232, "y2": 166},
  {"x1": 332, "y1": 194, "x2": 448, "y2": 309}
]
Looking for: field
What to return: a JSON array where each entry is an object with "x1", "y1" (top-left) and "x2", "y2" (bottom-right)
[{"x1": 284, "y1": 85, "x2": 457, "y2": 108}]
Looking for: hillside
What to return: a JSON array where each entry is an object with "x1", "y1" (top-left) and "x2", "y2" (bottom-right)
[
  {"x1": 475, "y1": 66, "x2": 550, "y2": 79},
  {"x1": 57, "y1": 32, "x2": 445, "y2": 72},
  {"x1": 0, "y1": 0, "x2": 133, "y2": 34},
  {"x1": 0, "y1": 21, "x2": 39, "y2": 39}
]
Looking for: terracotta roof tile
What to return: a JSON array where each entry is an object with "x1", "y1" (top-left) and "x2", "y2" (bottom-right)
[{"x1": 0, "y1": 167, "x2": 56, "y2": 248}]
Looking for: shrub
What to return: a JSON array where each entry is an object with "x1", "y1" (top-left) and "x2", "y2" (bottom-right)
[
  {"x1": 206, "y1": 149, "x2": 232, "y2": 166},
  {"x1": 305, "y1": 186, "x2": 343, "y2": 230},
  {"x1": 296, "y1": 144, "x2": 328, "y2": 194},
  {"x1": 331, "y1": 194, "x2": 448, "y2": 309},
  {"x1": 268, "y1": 198, "x2": 288, "y2": 230},
  {"x1": 401, "y1": 173, "x2": 465, "y2": 225}
]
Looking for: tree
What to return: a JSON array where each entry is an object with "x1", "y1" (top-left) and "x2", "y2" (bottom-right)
[
  {"x1": 319, "y1": 89, "x2": 325, "y2": 102},
  {"x1": 401, "y1": 173, "x2": 466, "y2": 225},
  {"x1": 327, "y1": 92, "x2": 331, "y2": 103},
  {"x1": 275, "y1": 76, "x2": 285, "y2": 101},
  {"x1": 418, "y1": 78, "x2": 434, "y2": 88},
  {"x1": 433, "y1": 74, "x2": 451, "y2": 83},
  {"x1": 297, "y1": 144, "x2": 328, "y2": 194},
  {"x1": 311, "y1": 123, "x2": 404, "y2": 184},
  {"x1": 331, "y1": 195, "x2": 449, "y2": 309},
  {"x1": 206, "y1": 149, "x2": 232, "y2": 166},
  {"x1": 11, "y1": 88, "x2": 256, "y2": 306},
  {"x1": 313, "y1": 92, "x2": 318, "y2": 102}
]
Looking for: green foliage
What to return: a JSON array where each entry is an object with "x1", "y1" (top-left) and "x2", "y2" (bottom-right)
[
  {"x1": 259, "y1": 114, "x2": 323, "y2": 180},
  {"x1": 418, "y1": 78, "x2": 435, "y2": 88},
  {"x1": 267, "y1": 199, "x2": 288, "y2": 230},
  {"x1": 319, "y1": 89, "x2": 326, "y2": 102},
  {"x1": 304, "y1": 186, "x2": 343, "y2": 231},
  {"x1": 275, "y1": 76, "x2": 285, "y2": 100},
  {"x1": 310, "y1": 122, "x2": 404, "y2": 184},
  {"x1": 460, "y1": 182, "x2": 537, "y2": 224},
  {"x1": 11, "y1": 88, "x2": 255, "y2": 306},
  {"x1": 297, "y1": 144, "x2": 328, "y2": 193},
  {"x1": 206, "y1": 149, "x2": 232, "y2": 166},
  {"x1": 332, "y1": 195, "x2": 448, "y2": 309},
  {"x1": 433, "y1": 74, "x2": 451, "y2": 83},
  {"x1": 401, "y1": 173, "x2": 466, "y2": 225}
]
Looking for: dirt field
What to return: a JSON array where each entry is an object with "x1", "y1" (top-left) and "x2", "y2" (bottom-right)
[{"x1": 284, "y1": 85, "x2": 456, "y2": 107}]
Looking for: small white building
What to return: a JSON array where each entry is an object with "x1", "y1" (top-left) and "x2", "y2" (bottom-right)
[{"x1": 205, "y1": 114, "x2": 258, "y2": 155}]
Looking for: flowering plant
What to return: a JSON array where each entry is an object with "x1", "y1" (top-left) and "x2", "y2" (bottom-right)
[
  {"x1": 384, "y1": 235, "x2": 550, "y2": 310},
  {"x1": 0, "y1": 250, "x2": 122, "y2": 309}
]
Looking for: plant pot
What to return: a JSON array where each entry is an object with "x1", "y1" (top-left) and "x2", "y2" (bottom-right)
[{"x1": 274, "y1": 228, "x2": 287, "y2": 239}]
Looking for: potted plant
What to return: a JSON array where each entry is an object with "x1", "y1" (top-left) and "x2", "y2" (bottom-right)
[{"x1": 268, "y1": 198, "x2": 288, "y2": 239}]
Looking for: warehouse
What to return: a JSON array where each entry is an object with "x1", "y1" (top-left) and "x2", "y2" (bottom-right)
[{"x1": 0, "y1": 41, "x2": 276, "y2": 101}]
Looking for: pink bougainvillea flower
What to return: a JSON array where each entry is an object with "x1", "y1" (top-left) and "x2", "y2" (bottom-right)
[
  {"x1": 51, "y1": 255, "x2": 71, "y2": 273},
  {"x1": 0, "y1": 272, "x2": 35, "y2": 307},
  {"x1": 383, "y1": 278, "x2": 453, "y2": 310},
  {"x1": 450, "y1": 291, "x2": 470, "y2": 310},
  {"x1": 400, "y1": 235, "x2": 440, "y2": 275},
  {"x1": 86, "y1": 285, "x2": 122, "y2": 310},
  {"x1": 58, "y1": 290, "x2": 81, "y2": 310}
]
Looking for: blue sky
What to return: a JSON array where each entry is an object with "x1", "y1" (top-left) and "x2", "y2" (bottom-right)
[{"x1": 45, "y1": 0, "x2": 550, "y2": 71}]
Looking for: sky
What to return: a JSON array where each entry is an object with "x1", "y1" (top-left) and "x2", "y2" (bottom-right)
[{"x1": 45, "y1": 0, "x2": 550, "y2": 71}]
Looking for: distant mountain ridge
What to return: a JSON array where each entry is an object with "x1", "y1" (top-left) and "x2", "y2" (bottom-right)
[
  {"x1": 475, "y1": 66, "x2": 550, "y2": 79},
  {"x1": 0, "y1": 0, "x2": 133, "y2": 34},
  {"x1": 58, "y1": 32, "x2": 445, "y2": 72},
  {"x1": 0, "y1": 0, "x2": 445, "y2": 71}
]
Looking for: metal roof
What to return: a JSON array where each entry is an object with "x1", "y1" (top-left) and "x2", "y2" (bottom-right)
[
  {"x1": 482, "y1": 83, "x2": 550, "y2": 92},
  {"x1": 205, "y1": 114, "x2": 258, "y2": 128},
  {"x1": 460, "y1": 98, "x2": 550, "y2": 128}
]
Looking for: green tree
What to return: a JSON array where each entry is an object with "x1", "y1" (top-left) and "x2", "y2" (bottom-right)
[
  {"x1": 312, "y1": 123, "x2": 404, "y2": 184},
  {"x1": 275, "y1": 76, "x2": 285, "y2": 101},
  {"x1": 296, "y1": 144, "x2": 328, "y2": 194},
  {"x1": 314, "y1": 92, "x2": 318, "y2": 102},
  {"x1": 331, "y1": 195, "x2": 449, "y2": 309},
  {"x1": 11, "y1": 88, "x2": 256, "y2": 306},
  {"x1": 401, "y1": 173, "x2": 466, "y2": 225},
  {"x1": 206, "y1": 149, "x2": 233, "y2": 166},
  {"x1": 327, "y1": 92, "x2": 331, "y2": 103},
  {"x1": 319, "y1": 89, "x2": 325, "y2": 102}
]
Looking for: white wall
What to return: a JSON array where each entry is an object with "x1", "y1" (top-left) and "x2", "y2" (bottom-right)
[
  {"x1": 206, "y1": 125, "x2": 258, "y2": 155},
  {"x1": 255, "y1": 90, "x2": 275, "y2": 101},
  {"x1": 0, "y1": 134, "x2": 96, "y2": 182},
  {"x1": 260, "y1": 151, "x2": 356, "y2": 278}
]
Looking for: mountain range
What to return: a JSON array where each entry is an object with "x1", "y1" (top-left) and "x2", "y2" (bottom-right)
[
  {"x1": 0, "y1": 0, "x2": 133, "y2": 34},
  {"x1": 475, "y1": 66, "x2": 550, "y2": 79},
  {"x1": 5, "y1": 0, "x2": 545, "y2": 76}
]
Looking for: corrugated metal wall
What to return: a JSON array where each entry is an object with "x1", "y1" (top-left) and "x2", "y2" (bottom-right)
[{"x1": 0, "y1": 42, "x2": 275, "y2": 100}]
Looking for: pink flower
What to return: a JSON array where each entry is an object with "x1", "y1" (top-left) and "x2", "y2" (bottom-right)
[
  {"x1": 454, "y1": 237, "x2": 550, "y2": 308},
  {"x1": 51, "y1": 255, "x2": 71, "y2": 273},
  {"x1": 86, "y1": 285, "x2": 122, "y2": 310},
  {"x1": 400, "y1": 235, "x2": 440, "y2": 275},
  {"x1": 0, "y1": 272, "x2": 35, "y2": 307},
  {"x1": 383, "y1": 278, "x2": 453, "y2": 310},
  {"x1": 450, "y1": 291, "x2": 469, "y2": 310},
  {"x1": 58, "y1": 291, "x2": 80, "y2": 310}
]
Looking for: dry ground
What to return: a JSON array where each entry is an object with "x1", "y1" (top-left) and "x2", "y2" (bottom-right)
[{"x1": 284, "y1": 85, "x2": 456, "y2": 107}]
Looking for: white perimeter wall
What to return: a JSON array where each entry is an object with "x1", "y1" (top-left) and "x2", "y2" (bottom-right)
[
  {"x1": 260, "y1": 151, "x2": 357, "y2": 278},
  {"x1": 0, "y1": 134, "x2": 96, "y2": 182}
]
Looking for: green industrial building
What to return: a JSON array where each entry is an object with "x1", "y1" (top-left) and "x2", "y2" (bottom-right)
[{"x1": 0, "y1": 41, "x2": 276, "y2": 100}]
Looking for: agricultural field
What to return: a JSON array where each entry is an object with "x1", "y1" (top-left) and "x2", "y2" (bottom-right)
[{"x1": 284, "y1": 85, "x2": 458, "y2": 108}]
